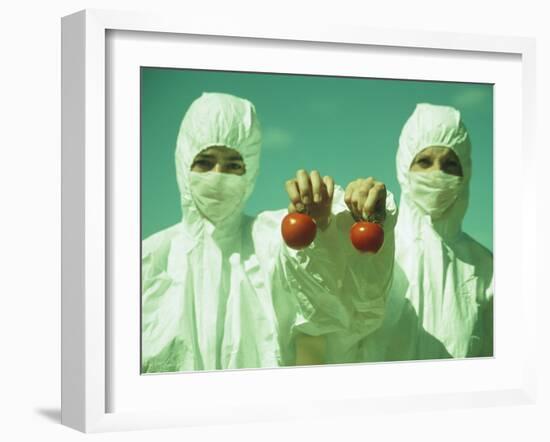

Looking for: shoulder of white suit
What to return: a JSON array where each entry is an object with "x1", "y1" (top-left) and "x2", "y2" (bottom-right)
[{"x1": 142, "y1": 223, "x2": 182, "y2": 258}]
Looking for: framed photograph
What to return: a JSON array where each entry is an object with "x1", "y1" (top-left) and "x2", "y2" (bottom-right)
[{"x1": 61, "y1": 9, "x2": 537, "y2": 433}]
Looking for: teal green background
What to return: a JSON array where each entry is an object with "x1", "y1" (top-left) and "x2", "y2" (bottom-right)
[{"x1": 141, "y1": 68, "x2": 493, "y2": 251}]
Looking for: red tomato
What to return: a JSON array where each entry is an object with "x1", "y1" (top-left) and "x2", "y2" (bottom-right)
[
  {"x1": 350, "y1": 221, "x2": 384, "y2": 253},
  {"x1": 281, "y1": 213, "x2": 317, "y2": 250}
]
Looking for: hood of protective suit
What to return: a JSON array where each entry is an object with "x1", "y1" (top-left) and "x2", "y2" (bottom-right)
[
  {"x1": 175, "y1": 92, "x2": 262, "y2": 228},
  {"x1": 397, "y1": 103, "x2": 472, "y2": 239}
]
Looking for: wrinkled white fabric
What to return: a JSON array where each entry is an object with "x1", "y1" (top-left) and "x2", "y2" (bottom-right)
[
  {"x1": 362, "y1": 103, "x2": 493, "y2": 361},
  {"x1": 141, "y1": 92, "x2": 398, "y2": 372},
  {"x1": 297, "y1": 188, "x2": 398, "y2": 364},
  {"x1": 408, "y1": 171, "x2": 463, "y2": 219},
  {"x1": 189, "y1": 171, "x2": 248, "y2": 224}
]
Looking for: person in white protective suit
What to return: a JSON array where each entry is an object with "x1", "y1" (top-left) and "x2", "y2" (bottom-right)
[
  {"x1": 141, "y1": 92, "x2": 398, "y2": 372},
  {"x1": 363, "y1": 103, "x2": 493, "y2": 361}
]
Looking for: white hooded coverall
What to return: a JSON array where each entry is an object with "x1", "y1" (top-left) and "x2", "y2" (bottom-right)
[
  {"x1": 364, "y1": 103, "x2": 493, "y2": 361},
  {"x1": 141, "y1": 92, "x2": 397, "y2": 372}
]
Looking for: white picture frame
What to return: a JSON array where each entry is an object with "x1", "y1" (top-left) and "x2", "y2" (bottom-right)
[{"x1": 61, "y1": 9, "x2": 537, "y2": 433}]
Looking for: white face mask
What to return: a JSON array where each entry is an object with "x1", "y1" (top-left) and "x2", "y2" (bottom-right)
[
  {"x1": 189, "y1": 171, "x2": 248, "y2": 224},
  {"x1": 408, "y1": 170, "x2": 463, "y2": 219}
]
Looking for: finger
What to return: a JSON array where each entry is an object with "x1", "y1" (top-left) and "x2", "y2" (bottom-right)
[
  {"x1": 323, "y1": 176, "x2": 334, "y2": 201},
  {"x1": 285, "y1": 179, "x2": 304, "y2": 212},
  {"x1": 352, "y1": 187, "x2": 370, "y2": 220},
  {"x1": 363, "y1": 182, "x2": 386, "y2": 217},
  {"x1": 296, "y1": 169, "x2": 312, "y2": 205},
  {"x1": 348, "y1": 184, "x2": 363, "y2": 221},
  {"x1": 353, "y1": 178, "x2": 373, "y2": 209},
  {"x1": 310, "y1": 170, "x2": 323, "y2": 203},
  {"x1": 374, "y1": 182, "x2": 387, "y2": 214},
  {"x1": 352, "y1": 198, "x2": 363, "y2": 221},
  {"x1": 288, "y1": 202, "x2": 298, "y2": 214},
  {"x1": 344, "y1": 181, "x2": 356, "y2": 212},
  {"x1": 353, "y1": 178, "x2": 375, "y2": 217}
]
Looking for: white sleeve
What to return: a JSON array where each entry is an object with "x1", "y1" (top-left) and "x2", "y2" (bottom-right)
[
  {"x1": 269, "y1": 186, "x2": 397, "y2": 342},
  {"x1": 271, "y1": 218, "x2": 351, "y2": 337},
  {"x1": 480, "y1": 270, "x2": 494, "y2": 357},
  {"x1": 337, "y1": 188, "x2": 397, "y2": 343},
  {"x1": 140, "y1": 229, "x2": 181, "y2": 372}
]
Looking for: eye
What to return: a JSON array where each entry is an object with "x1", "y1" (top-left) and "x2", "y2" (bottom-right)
[
  {"x1": 221, "y1": 162, "x2": 245, "y2": 173},
  {"x1": 416, "y1": 158, "x2": 431, "y2": 167},
  {"x1": 191, "y1": 159, "x2": 214, "y2": 169},
  {"x1": 444, "y1": 160, "x2": 460, "y2": 170}
]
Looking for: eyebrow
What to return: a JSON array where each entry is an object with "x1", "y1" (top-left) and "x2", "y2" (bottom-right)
[
  {"x1": 225, "y1": 155, "x2": 244, "y2": 162},
  {"x1": 195, "y1": 153, "x2": 244, "y2": 161},
  {"x1": 194, "y1": 153, "x2": 216, "y2": 160}
]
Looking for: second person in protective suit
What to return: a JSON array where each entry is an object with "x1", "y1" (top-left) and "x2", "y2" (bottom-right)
[
  {"x1": 141, "y1": 92, "x2": 398, "y2": 372},
  {"x1": 362, "y1": 103, "x2": 493, "y2": 362}
]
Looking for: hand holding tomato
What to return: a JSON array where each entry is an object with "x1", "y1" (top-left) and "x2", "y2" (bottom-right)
[
  {"x1": 345, "y1": 177, "x2": 387, "y2": 253},
  {"x1": 344, "y1": 177, "x2": 387, "y2": 223},
  {"x1": 285, "y1": 169, "x2": 334, "y2": 230}
]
